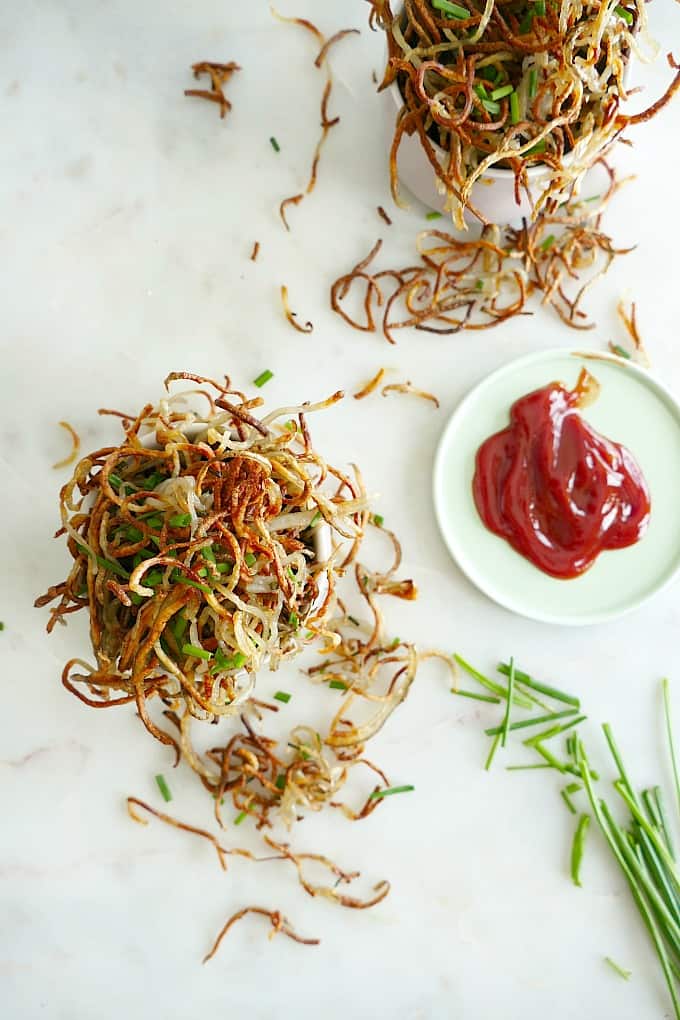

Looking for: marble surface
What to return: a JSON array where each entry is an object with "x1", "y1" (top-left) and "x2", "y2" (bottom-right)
[{"x1": 2, "y1": 2, "x2": 680, "y2": 1018}]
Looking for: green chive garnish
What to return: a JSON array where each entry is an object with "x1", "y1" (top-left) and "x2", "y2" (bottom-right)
[
  {"x1": 453, "y1": 688, "x2": 501, "y2": 704},
  {"x1": 610, "y1": 344, "x2": 631, "y2": 359},
  {"x1": 431, "y1": 0, "x2": 470, "y2": 19},
  {"x1": 0, "y1": 622, "x2": 5, "y2": 631},
  {"x1": 570, "y1": 813, "x2": 591, "y2": 886},
  {"x1": 175, "y1": 577, "x2": 211, "y2": 593},
  {"x1": 482, "y1": 99, "x2": 500, "y2": 115},
  {"x1": 369, "y1": 784, "x2": 415, "y2": 800},
  {"x1": 519, "y1": 10, "x2": 533, "y2": 33},
  {"x1": 615, "y1": 5, "x2": 633, "y2": 26},
  {"x1": 484, "y1": 732, "x2": 502, "y2": 771},
  {"x1": 527, "y1": 139, "x2": 546, "y2": 155},
  {"x1": 426, "y1": 211, "x2": 442, "y2": 221},
  {"x1": 244, "y1": 552, "x2": 257, "y2": 567},
  {"x1": 155, "y1": 774, "x2": 172, "y2": 802},
  {"x1": 270, "y1": 136, "x2": 280, "y2": 152},
  {"x1": 474, "y1": 83, "x2": 488, "y2": 100},
  {"x1": 485, "y1": 708, "x2": 577, "y2": 737},
  {"x1": 202, "y1": 545, "x2": 216, "y2": 563},
  {"x1": 234, "y1": 809, "x2": 249, "y2": 825},
  {"x1": 181, "y1": 642, "x2": 212, "y2": 661},
  {"x1": 275, "y1": 774, "x2": 286, "y2": 790},
  {"x1": 528, "y1": 68, "x2": 538, "y2": 98},
  {"x1": 540, "y1": 234, "x2": 556, "y2": 252},
  {"x1": 169, "y1": 512, "x2": 191, "y2": 528},
  {"x1": 475, "y1": 279, "x2": 484, "y2": 291},
  {"x1": 288, "y1": 611, "x2": 299, "y2": 630},
  {"x1": 253, "y1": 369, "x2": 274, "y2": 388},
  {"x1": 172, "y1": 613, "x2": 188, "y2": 644},
  {"x1": 510, "y1": 90, "x2": 520, "y2": 124},
  {"x1": 329, "y1": 680, "x2": 348, "y2": 691},
  {"x1": 108, "y1": 472, "x2": 123, "y2": 490},
  {"x1": 77, "y1": 542, "x2": 130, "y2": 581},
  {"x1": 455, "y1": 654, "x2": 533, "y2": 708},
  {"x1": 500, "y1": 657, "x2": 515, "y2": 747},
  {"x1": 490, "y1": 84, "x2": 513, "y2": 101},
  {"x1": 604, "y1": 957, "x2": 632, "y2": 980},
  {"x1": 534, "y1": 0, "x2": 546, "y2": 15},
  {"x1": 497, "y1": 663, "x2": 580, "y2": 708},
  {"x1": 561, "y1": 788, "x2": 578, "y2": 814},
  {"x1": 372, "y1": 513, "x2": 385, "y2": 527},
  {"x1": 274, "y1": 691, "x2": 291, "y2": 704}
]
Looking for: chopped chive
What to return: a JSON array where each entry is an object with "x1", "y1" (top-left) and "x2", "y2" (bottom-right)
[
  {"x1": 455, "y1": 654, "x2": 533, "y2": 707},
  {"x1": 234, "y1": 809, "x2": 249, "y2": 825},
  {"x1": 274, "y1": 691, "x2": 291, "y2": 704},
  {"x1": 76, "y1": 542, "x2": 130, "y2": 580},
  {"x1": 540, "y1": 234, "x2": 556, "y2": 252},
  {"x1": 653, "y1": 786, "x2": 676, "y2": 859},
  {"x1": 172, "y1": 613, "x2": 188, "y2": 644},
  {"x1": 584, "y1": 194, "x2": 601, "y2": 202},
  {"x1": 534, "y1": 0, "x2": 546, "y2": 14},
  {"x1": 510, "y1": 90, "x2": 520, "y2": 124},
  {"x1": 484, "y1": 732, "x2": 502, "y2": 771},
  {"x1": 425, "y1": 211, "x2": 442, "y2": 220},
  {"x1": 474, "y1": 83, "x2": 488, "y2": 100},
  {"x1": 155, "y1": 774, "x2": 172, "y2": 802},
  {"x1": 210, "y1": 650, "x2": 247, "y2": 675},
  {"x1": 181, "y1": 642, "x2": 212, "y2": 661},
  {"x1": 565, "y1": 781, "x2": 582, "y2": 795},
  {"x1": 615, "y1": 5, "x2": 633, "y2": 26},
  {"x1": 485, "y1": 708, "x2": 577, "y2": 737},
  {"x1": 604, "y1": 957, "x2": 632, "y2": 980},
  {"x1": 270, "y1": 136, "x2": 280, "y2": 152},
  {"x1": 498, "y1": 663, "x2": 580, "y2": 707},
  {"x1": 288, "y1": 611, "x2": 299, "y2": 630},
  {"x1": 663, "y1": 679, "x2": 680, "y2": 825},
  {"x1": 244, "y1": 552, "x2": 257, "y2": 567},
  {"x1": 0, "y1": 622, "x2": 4, "y2": 631},
  {"x1": 108, "y1": 472, "x2": 123, "y2": 489},
  {"x1": 175, "y1": 577, "x2": 211, "y2": 593},
  {"x1": 372, "y1": 513, "x2": 385, "y2": 527},
  {"x1": 571, "y1": 813, "x2": 591, "y2": 886},
  {"x1": 253, "y1": 369, "x2": 274, "y2": 388},
  {"x1": 482, "y1": 99, "x2": 500, "y2": 115},
  {"x1": 143, "y1": 570, "x2": 163, "y2": 587},
  {"x1": 532, "y1": 741, "x2": 567, "y2": 772},
  {"x1": 519, "y1": 10, "x2": 533, "y2": 33},
  {"x1": 453, "y1": 688, "x2": 501, "y2": 704},
  {"x1": 304, "y1": 630, "x2": 314, "y2": 639},
  {"x1": 389, "y1": 637, "x2": 400, "y2": 649},
  {"x1": 478, "y1": 65, "x2": 498, "y2": 82},
  {"x1": 561, "y1": 788, "x2": 578, "y2": 814},
  {"x1": 431, "y1": 0, "x2": 471, "y2": 19},
  {"x1": 527, "y1": 139, "x2": 546, "y2": 155},
  {"x1": 524, "y1": 714, "x2": 587, "y2": 746},
  {"x1": 202, "y1": 545, "x2": 216, "y2": 563},
  {"x1": 610, "y1": 344, "x2": 631, "y2": 359},
  {"x1": 475, "y1": 279, "x2": 484, "y2": 291},
  {"x1": 144, "y1": 471, "x2": 166, "y2": 489},
  {"x1": 500, "y1": 657, "x2": 515, "y2": 747},
  {"x1": 528, "y1": 68, "x2": 538, "y2": 98},
  {"x1": 274, "y1": 774, "x2": 287, "y2": 791},
  {"x1": 506, "y1": 763, "x2": 553, "y2": 771},
  {"x1": 329, "y1": 680, "x2": 348, "y2": 691},
  {"x1": 168, "y1": 512, "x2": 191, "y2": 528},
  {"x1": 369, "y1": 784, "x2": 415, "y2": 800},
  {"x1": 142, "y1": 513, "x2": 163, "y2": 528},
  {"x1": 490, "y1": 84, "x2": 513, "y2": 101},
  {"x1": 309, "y1": 510, "x2": 322, "y2": 528},
  {"x1": 130, "y1": 592, "x2": 144, "y2": 605}
]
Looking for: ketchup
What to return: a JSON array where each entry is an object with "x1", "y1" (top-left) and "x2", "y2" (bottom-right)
[{"x1": 472, "y1": 369, "x2": 651, "y2": 579}]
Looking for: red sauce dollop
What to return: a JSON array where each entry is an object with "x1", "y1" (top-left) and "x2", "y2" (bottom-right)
[{"x1": 472, "y1": 370, "x2": 651, "y2": 579}]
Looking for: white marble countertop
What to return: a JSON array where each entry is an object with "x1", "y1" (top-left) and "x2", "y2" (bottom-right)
[{"x1": 3, "y1": 2, "x2": 680, "y2": 1018}]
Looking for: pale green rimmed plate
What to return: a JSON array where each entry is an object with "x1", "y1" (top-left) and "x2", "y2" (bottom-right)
[{"x1": 433, "y1": 349, "x2": 680, "y2": 625}]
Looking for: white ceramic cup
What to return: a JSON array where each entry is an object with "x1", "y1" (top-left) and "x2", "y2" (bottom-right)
[{"x1": 384, "y1": 27, "x2": 623, "y2": 225}]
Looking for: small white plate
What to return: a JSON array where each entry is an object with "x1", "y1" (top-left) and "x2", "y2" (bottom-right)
[{"x1": 433, "y1": 349, "x2": 680, "y2": 625}]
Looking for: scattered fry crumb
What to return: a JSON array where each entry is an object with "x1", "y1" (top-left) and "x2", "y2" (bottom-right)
[
  {"x1": 377, "y1": 206, "x2": 392, "y2": 226},
  {"x1": 184, "y1": 61, "x2": 241, "y2": 119},
  {"x1": 281, "y1": 285, "x2": 314, "y2": 334},
  {"x1": 382, "y1": 382, "x2": 439, "y2": 408},
  {"x1": 250, "y1": 241, "x2": 260, "y2": 262},
  {"x1": 353, "y1": 368, "x2": 386, "y2": 400},
  {"x1": 52, "y1": 420, "x2": 80, "y2": 469}
]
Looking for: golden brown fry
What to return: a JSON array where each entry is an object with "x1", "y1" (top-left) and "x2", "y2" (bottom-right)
[
  {"x1": 52, "y1": 420, "x2": 80, "y2": 470},
  {"x1": 184, "y1": 61, "x2": 241, "y2": 119},
  {"x1": 382, "y1": 382, "x2": 440, "y2": 408},
  {"x1": 203, "y1": 906, "x2": 319, "y2": 963},
  {"x1": 281, "y1": 285, "x2": 314, "y2": 333},
  {"x1": 250, "y1": 241, "x2": 260, "y2": 262},
  {"x1": 353, "y1": 368, "x2": 386, "y2": 400}
]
